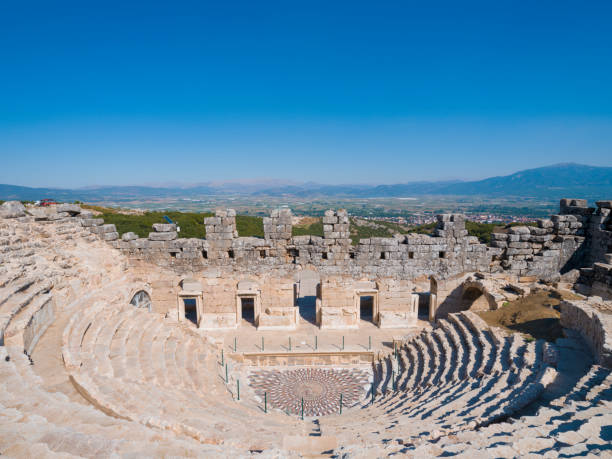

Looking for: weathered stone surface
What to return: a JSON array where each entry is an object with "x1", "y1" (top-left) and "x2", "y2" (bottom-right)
[
  {"x1": 57, "y1": 203, "x2": 82, "y2": 215},
  {"x1": 152, "y1": 223, "x2": 177, "y2": 232},
  {"x1": 0, "y1": 201, "x2": 26, "y2": 218},
  {"x1": 148, "y1": 231, "x2": 177, "y2": 241},
  {"x1": 121, "y1": 232, "x2": 138, "y2": 241}
]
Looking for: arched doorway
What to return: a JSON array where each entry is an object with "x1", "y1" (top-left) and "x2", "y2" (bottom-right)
[
  {"x1": 460, "y1": 286, "x2": 489, "y2": 311},
  {"x1": 295, "y1": 269, "x2": 320, "y2": 325},
  {"x1": 130, "y1": 290, "x2": 151, "y2": 312}
]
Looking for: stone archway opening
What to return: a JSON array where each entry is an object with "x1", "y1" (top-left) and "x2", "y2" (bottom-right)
[
  {"x1": 130, "y1": 290, "x2": 151, "y2": 311},
  {"x1": 461, "y1": 287, "x2": 489, "y2": 311}
]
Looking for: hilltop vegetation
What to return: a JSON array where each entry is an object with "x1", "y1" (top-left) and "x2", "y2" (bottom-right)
[{"x1": 92, "y1": 208, "x2": 264, "y2": 239}]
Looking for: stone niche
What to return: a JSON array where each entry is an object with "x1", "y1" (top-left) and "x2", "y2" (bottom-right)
[
  {"x1": 319, "y1": 276, "x2": 419, "y2": 330},
  {"x1": 258, "y1": 276, "x2": 298, "y2": 330},
  {"x1": 377, "y1": 278, "x2": 419, "y2": 328},
  {"x1": 198, "y1": 276, "x2": 239, "y2": 329}
]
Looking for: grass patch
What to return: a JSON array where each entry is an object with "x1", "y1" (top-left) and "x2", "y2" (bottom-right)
[
  {"x1": 292, "y1": 219, "x2": 324, "y2": 237},
  {"x1": 476, "y1": 289, "x2": 578, "y2": 342}
]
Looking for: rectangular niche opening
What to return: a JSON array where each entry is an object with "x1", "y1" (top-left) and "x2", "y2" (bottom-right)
[
  {"x1": 409, "y1": 251, "x2": 414, "y2": 259},
  {"x1": 380, "y1": 252, "x2": 386, "y2": 260},
  {"x1": 260, "y1": 250, "x2": 266, "y2": 258},
  {"x1": 322, "y1": 252, "x2": 328, "y2": 260},
  {"x1": 360, "y1": 295, "x2": 375, "y2": 323},
  {"x1": 202, "y1": 250, "x2": 208, "y2": 259},
  {"x1": 228, "y1": 250, "x2": 235, "y2": 259},
  {"x1": 439, "y1": 251, "x2": 446, "y2": 259},
  {"x1": 183, "y1": 298, "x2": 198, "y2": 326},
  {"x1": 241, "y1": 297, "x2": 255, "y2": 325}
]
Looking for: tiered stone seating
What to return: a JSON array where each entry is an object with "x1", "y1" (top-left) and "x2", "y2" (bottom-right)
[
  {"x1": 0, "y1": 218, "x2": 235, "y2": 456},
  {"x1": 321, "y1": 311, "x2": 560, "y2": 449},
  {"x1": 1, "y1": 211, "x2": 611, "y2": 457},
  {"x1": 63, "y1": 301, "x2": 303, "y2": 450}
]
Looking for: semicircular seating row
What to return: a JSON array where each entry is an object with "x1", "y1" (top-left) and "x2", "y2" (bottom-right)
[
  {"x1": 61, "y1": 301, "x2": 302, "y2": 451},
  {"x1": 322, "y1": 311, "x2": 612, "y2": 457},
  {"x1": 0, "y1": 219, "x2": 244, "y2": 457}
]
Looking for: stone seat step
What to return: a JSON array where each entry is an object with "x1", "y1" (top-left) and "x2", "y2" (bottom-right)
[
  {"x1": 150, "y1": 321, "x2": 174, "y2": 387},
  {"x1": 108, "y1": 310, "x2": 141, "y2": 378},
  {"x1": 3, "y1": 292, "x2": 53, "y2": 350},
  {"x1": 123, "y1": 313, "x2": 158, "y2": 383},
  {"x1": 460, "y1": 311, "x2": 499, "y2": 374},
  {"x1": 438, "y1": 318, "x2": 466, "y2": 380},
  {"x1": 138, "y1": 315, "x2": 165, "y2": 384},
  {"x1": 0, "y1": 269, "x2": 26, "y2": 289},
  {"x1": 431, "y1": 329, "x2": 454, "y2": 384},
  {"x1": 563, "y1": 365, "x2": 612, "y2": 403},
  {"x1": 424, "y1": 331, "x2": 445, "y2": 387},
  {"x1": 411, "y1": 338, "x2": 429, "y2": 388},
  {"x1": 0, "y1": 348, "x2": 199, "y2": 447},
  {"x1": 92, "y1": 306, "x2": 135, "y2": 377},
  {"x1": 0, "y1": 280, "x2": 52, "y2": 346},
  {"x1": 448, "y1": 313, "x2": 482, "y2": 378}
]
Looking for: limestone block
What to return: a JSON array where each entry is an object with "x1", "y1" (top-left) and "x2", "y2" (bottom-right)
[
  {"x1": 57, "y1": 203, "x2": 82, "y2": 215},
  {"x1": 102, "y1": 232, "x2": 119, "y2": 241},
  {"x1": 508, "y1": 226, "x2": 530, "y2": 235},
  {"x1": 204, "y1": 217, "x2": 221, "y2": 226},
  {"x1": 152, "y1": 223, "x2": 177, "y2": 232},
  {"x1": 0, "y1": 201, "x2": 26, "y2": 218},
  {"x1": 81, "y1": 218, "x2": 104, "y2": 227},
  {"x1": 90, "y1": 224, "x2": 116, "y2": 234},
  {"x1": 538, "y1": 218, "x2": 554, "y2": 228},
  {"x1": 323, "y1": 216, "x2": 338, "y2": 224},
  {"x1": 148, "y1": 231, "x2": 178, "y2": 241},
  {"x1": 122, "y1": 232, "x2": 138, "y2": 241}
]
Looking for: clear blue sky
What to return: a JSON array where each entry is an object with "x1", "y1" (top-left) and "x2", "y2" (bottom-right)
[{"x1": 1, "y1": 0, "x2": 611, "y2": 187}]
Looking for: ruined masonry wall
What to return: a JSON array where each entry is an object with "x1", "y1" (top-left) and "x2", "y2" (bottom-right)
[{"x1": 560, "y1": 299, "x2": 612, "y2": 368}]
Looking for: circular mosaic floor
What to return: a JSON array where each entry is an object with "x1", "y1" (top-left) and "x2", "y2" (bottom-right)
[{"x1": 248, "y1": 368, "x2": 370, "y2": 417}]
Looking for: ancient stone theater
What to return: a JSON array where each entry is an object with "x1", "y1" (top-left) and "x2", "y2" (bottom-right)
[{"x1": 0, "y1": 198, "x2": 610, "y2": 457}]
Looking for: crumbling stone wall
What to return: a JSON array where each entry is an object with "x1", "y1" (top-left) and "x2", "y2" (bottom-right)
[
  {"x1": 6, "y1": 196, "x2": 611, "y2": 331},
  {"x1": 560, "y1": 299, "x2": 612, "y2": 368}
]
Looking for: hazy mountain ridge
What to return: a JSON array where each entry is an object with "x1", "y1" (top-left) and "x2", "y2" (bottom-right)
[{"x1": 1, "y1": 163, "x2": 611, "y2": 202}]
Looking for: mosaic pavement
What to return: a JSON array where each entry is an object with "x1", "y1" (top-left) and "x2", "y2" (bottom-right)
[{"x1": 248, "y1": 367, "x2": 371, "y2": 417}]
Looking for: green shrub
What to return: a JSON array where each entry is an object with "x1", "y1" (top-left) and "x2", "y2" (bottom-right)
[{"x1": 292, "y1": 220, "x2": 324, "y2": 237}]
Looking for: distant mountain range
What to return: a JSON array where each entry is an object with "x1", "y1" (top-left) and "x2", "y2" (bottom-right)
[{"x1": 1, "y1": 163, "x2": 611, "y2": 203}]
